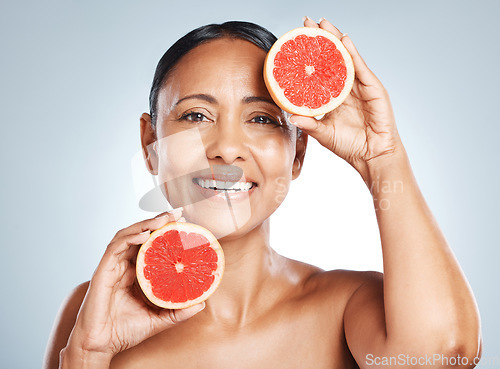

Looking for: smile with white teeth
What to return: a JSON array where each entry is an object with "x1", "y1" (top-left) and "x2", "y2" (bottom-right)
[{"x1": 193, "y1": 178, "x2": 256, "y2": 191}]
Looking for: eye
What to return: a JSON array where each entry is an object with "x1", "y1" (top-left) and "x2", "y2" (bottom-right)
[
  {"x1": 250, "y1": 115, "x2": 279, "y2": 125},
  {"x1": 180, "y1": 112, "x2": 210, "y2": 123}
]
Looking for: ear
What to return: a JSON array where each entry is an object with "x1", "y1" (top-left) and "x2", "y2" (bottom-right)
[
  {"x1": 140, "y1": 113, "x2": 158, "y2": 175},
  {"x1": 292, "y1": 129, "x2": 308, "y2": 180}
]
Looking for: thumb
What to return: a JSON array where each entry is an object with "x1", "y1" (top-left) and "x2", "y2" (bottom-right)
[
  {"x1": 158, "y1": 301, "x2": 206, "y2": 327},
  {"x1": 289, "y1": 115, "x2": 331, "y2": 143},
  {"x1": 170, "y1": 301, "x2": 206, "y2": 323},
  {"x1": 144, "y1": 302, "x2": 206, "y2": 339}
]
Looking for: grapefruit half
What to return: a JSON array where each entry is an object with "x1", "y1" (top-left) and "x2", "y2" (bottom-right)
[
  {"x1": 136, "y1": 222, "x2": 224, "y2": 309},
  {"x1": 264, "y1": 27, "x2": 355, "y2": 117}
]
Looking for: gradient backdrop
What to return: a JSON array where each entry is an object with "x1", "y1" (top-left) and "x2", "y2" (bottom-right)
[{"x1": 1, "y1": 0, "x2": 499, "y2": 367}]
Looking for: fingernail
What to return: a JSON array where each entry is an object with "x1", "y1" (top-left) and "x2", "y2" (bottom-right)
[
  {"x1": 156, "y1": 207, "x2": 183, "y2": 220},
  {"x1": 342, "y1": 33, "x2": 348, "y2": 37},
  {"x1": 302, "y1": 15, "x2": 311, "y2": 22},
  {"x1": 178, "y1": 217, "x2": 186, "y2": 222},
  {"x1": 140, "y1": 230, "x2": 150, "y2": 235},
  {"x1": 289, "y1": 116, "x2": 303, "y2": 128},
  {"x1": 171, "y1": 207, "x2": 183, "y2": 216},
  {"x1": 186, "y1": 301, "x2": 206, "y2": 314},
  {"x1": 172, "y1": 208, "x2": 183, "y2": 221},
  {"x1": 318, "y1": 17, "x2": 326, "y2": 23}
]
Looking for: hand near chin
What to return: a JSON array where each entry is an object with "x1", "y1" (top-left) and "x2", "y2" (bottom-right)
[
  {"x1": 291, "y1": 17, "x2": 403, "y2": 182},
  {"x1": 64, "y1": 211, "x2": 204, "y2": 363}
]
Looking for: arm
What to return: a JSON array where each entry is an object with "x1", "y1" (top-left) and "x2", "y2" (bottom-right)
[
  {"x1": 345, "y1": 148, "x2": 481, "y2": 367},
  {"x1": 44, "y1": 282, "x2": 91, "y2": 369},
  {"x1": 44, "y1": 282, "x2": 119, "y2": 368},
  {"x1": 295, "y1": 17, "x2": 481, "y2": 368}
]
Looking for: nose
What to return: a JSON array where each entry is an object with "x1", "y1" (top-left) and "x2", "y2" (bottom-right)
[{"x1": 204, "y1": 116, "x2": 250, "y2": 164}]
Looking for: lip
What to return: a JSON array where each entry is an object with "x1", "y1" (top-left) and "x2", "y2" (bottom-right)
[
  {"x1": 194, "y1": 174, "x2": 257, "y2": 183},
  {"x1": 193, "y1": 180, "x2": 256, "y2": 203},
  {"x1": 191, "y1": 164, "x2": 257, "y2": 203},
  {"x1": 191, "y1": 164, "x2": 257, "y2": 184}
]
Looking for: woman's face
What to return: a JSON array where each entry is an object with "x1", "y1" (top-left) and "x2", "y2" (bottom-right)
[{"x1": 142, "y1": 38, "x2": 307, "y2": 239}]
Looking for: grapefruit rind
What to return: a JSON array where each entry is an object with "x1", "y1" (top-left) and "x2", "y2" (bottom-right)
[
  {"x1": 264, "y1": 27, "x2": 355, "y2": 117},
  {"x1": 136, "y1": 222, "x2": 224, "y2": 309}
]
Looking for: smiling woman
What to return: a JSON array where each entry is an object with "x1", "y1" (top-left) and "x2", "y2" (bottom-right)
[
  {"x1": 43, "y1": 20, "x2": 482, "y2": 369},
  {"x1": 142, "y1": 36, "x2": 303, "y2": 240}
]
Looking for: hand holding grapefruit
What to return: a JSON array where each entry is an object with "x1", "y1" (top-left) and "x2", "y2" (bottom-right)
[
  {"x1": 271, "y1": 17, "x2": 403, "y2": 182},
  {"x1": 65, "y1": 210, "x2": 206, "y2": 359}
]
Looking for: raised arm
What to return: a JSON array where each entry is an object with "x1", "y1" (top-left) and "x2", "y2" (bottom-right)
[{"x1": 291, "y1": 17, "x2": 481, "y2": 368}]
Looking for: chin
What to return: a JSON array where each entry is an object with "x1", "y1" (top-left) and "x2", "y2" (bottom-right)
[{"x1": 180, "y1": 201, "x2": 254, "y2": 240}]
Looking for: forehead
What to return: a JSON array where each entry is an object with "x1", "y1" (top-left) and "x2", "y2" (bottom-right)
[{"x1": 159, "y1": 38, "x2": 270, "y2": 104}]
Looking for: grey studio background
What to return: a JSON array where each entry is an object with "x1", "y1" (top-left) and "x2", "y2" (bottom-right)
[{"x1": 1, "y1": 0, "x2": 499, "y2": 368}]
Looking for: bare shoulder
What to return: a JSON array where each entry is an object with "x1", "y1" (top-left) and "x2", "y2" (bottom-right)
[
  {"x1": 308, "y1": 268, "x2": 383, "y2": 294},
  {"x1": 282, "y1": 253, "x2": 380, "y2": 290},
  {"x1": 314, "y1": 268, "x2": 382, "y2": 304},
  {"x1": 43, "y1": 281, "x2": 90, "y2": 369},
  {"x1": 283, "y1": 257, "x2": 383, "y2": 308},
  {"x1": 276, "y1": 259, "x2": 384, "y2": 367}
]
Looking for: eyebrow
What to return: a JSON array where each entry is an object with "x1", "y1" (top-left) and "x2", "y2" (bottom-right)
[
  {"x1": 242, "y1": 96, "x2": 276, "y2": 106},
  {"x1": 174, "y1": 94, "x2": 277, "y2": 108},
  {"x1": 174, "y1": 94, "x2": 218, "y2": 107}
]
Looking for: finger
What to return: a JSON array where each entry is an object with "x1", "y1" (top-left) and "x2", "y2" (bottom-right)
[
  {"x1": 303, "y1": 16, "x2": 319, "y2": 28},
  {"x1": 119, "y1": 263, "x2": 138, "y2": 288},
  {"x1": 89, "y1": 257, "x2": 132, "y2": 295},
  {"x1": 318, "y1": 17, "x2": 343, "y2": 39},
  {"x1": 120, "y1": 239, "x2": 143, "y2": 264},
  {"x1": 165, "y1": 302, "x2": 206, "y2": 324},
  {"x1": 94, "y1": 232, "x2": 149, "y2": 282},
  {"x1": 289, "y1": 114, "x2": 330, "y2": 135},
  {"x1": 113, "y1": 208, "x2": 183, "y2": 240},
  {"x1": 341, "y1": 35, "x2": 381, "y2": 88},
  {"x1": 106, "y1": 232, "x2": 150, "y2": 260},
  {"x1": 148, "y1": 302, "x2": 206, "y2": 337},
  {"x1": 154, "y1": 207, "x2": 183, "y2": 219},
  {"x1": 289, "y1": 115, "x2": 335, "y2": 151}
]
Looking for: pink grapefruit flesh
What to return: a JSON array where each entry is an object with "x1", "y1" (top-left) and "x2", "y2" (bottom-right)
[
  {"x1": 136, "y1": 222, "x2": 224, "y2": 309},
  {"x1": 264, "y1": 27, "x2": 355, "y2": 117}
]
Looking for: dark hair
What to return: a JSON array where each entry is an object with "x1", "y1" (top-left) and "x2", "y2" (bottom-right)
[{"x1": 148, "y1": 21, "x2": 278, "y2": 129}]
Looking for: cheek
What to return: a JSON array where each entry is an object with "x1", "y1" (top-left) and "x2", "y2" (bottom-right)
[
  {"x1": 253, "y1": 134, "x2": 295, "y2": 208},
  {"x1": 158, "y1": 129, "x2": 208, "y2": 175},
  {"x1": 257, "y1": 134, "x2": 295, "y2": 178},
  {"x1": 156, "y1": 129, "x2": 210, "y2": 206},
  {"x1": 255, "y1": 137, "x2": 295, "y2": 213}
]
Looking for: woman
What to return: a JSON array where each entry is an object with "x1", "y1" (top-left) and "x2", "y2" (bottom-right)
[{"x1": 44, "y1": 18, "x2": 482, "y2": 368}]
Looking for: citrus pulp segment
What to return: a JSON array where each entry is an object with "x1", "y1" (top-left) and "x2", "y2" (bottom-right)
[
  {"x1": 136, "y1": 222, "x2": 224, "y2": 309},
  {"x1": 264, "y1": 27, "x2": 355, "y2": 117}
]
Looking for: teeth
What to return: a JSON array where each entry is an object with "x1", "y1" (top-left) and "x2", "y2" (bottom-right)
[{"x1": 194, "y1": 178, "x2": 255, "y2": 191}]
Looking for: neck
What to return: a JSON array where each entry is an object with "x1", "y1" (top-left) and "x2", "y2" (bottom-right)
[{"x1": 204, "y1": 217, "x2": 283, "y2": 326}]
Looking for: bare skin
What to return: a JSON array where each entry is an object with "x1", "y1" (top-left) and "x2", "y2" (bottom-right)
[{"x1": 44, "y1": 18, "x2": 482, "y2": 369}]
